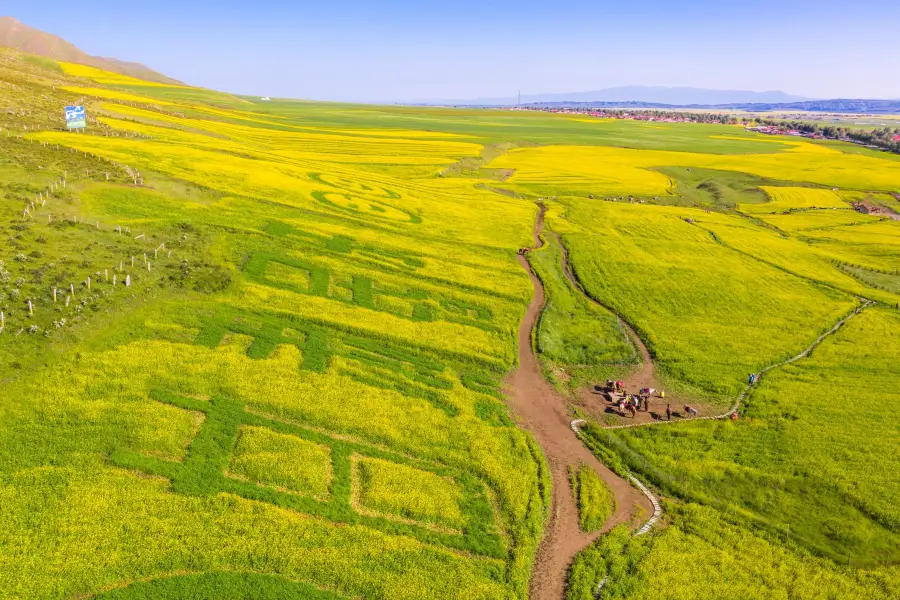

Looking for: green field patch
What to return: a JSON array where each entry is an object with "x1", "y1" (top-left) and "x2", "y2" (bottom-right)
[
  {"x1": 651, "y1": 166, "x2": 794, "y2": 208},
  {"x1": 194, "y1": 314, "x2": 458, "y2": 416},
  {"x1": 354, "y1": 456, "x2": 466, "y2": 531},
  {"x1": 840, "y1": 264, "x2": 900, "y2": 294},
  {"x1": 309, "y1": 172, "x2": 400, "y2": 199},
  {"x1": 91, "y1": 571, "x2": 349, "y2": 599},
  {"x1": 108, "y1": 388, "x2": 504, "y2": 557},
  {"x1": 228, "y1": 425, "x2": 332, "y2": 499},
  {"x1": 193, "y1": 307, "x2": 465, "y2": 415},
  {"x1": 313, "y1": 190, "x2": 418, "y2": 223},
  {"x1": 526, "y1": 232, "x2": 638, "y2": 392},
  {"x1": 312, "y1": 190, "x2": 422, "y2": 225},
  {"x1": 243, "y1": 252, "x2": 498, "y2": 332},
  {"x1": 569, "y1": 464, "x2": 615, "y2": 533},
  {"x1": 261, "y1": 221, "x2": 429, "y2": 273}
]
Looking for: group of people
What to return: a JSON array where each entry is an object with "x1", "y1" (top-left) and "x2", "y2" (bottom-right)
[
  {"x1": 598, "y1": 377, "x2": 726, "y2": 422},
  {"x1": 606, "y1": 381, "x2": 661, "y2": 418}
]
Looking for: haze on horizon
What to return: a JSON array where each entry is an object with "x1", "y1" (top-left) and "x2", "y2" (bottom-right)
[{"x1": 11, "y1": 0, "x2": 900, "y2": 103}]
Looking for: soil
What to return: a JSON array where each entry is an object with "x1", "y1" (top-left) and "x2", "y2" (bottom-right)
[
  {"x1": 506, "y1": 206, "x2": 651, "y2": 600},
  {"x1": 548, "y1": 230, "x2": 691, "y2": 424}
]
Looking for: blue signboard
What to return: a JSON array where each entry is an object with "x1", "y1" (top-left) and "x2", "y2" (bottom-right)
[{"x1": 65, "y1": 105, "x2": 86, "y2": 130}]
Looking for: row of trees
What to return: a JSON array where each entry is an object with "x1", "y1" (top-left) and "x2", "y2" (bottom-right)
[
  {"x1": 525, "y1": 107, "x2": 900, "y2": 154},
  {"x1": 752, "y1": 118, "x2": 900, "y2": 153}
]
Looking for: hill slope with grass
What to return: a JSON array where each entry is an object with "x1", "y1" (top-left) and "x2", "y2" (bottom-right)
[{"x1": 0, "y1": 17, "x2": 182, "y2": 85}]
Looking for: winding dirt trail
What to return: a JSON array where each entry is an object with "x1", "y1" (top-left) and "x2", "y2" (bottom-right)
[
  {"x1": 506, "y1": 207, "x2": 651, "y2": 600},
  {"x1": 548, "y1": 231, "x2": 671, "y2": 422},
  {"x1": 549, "y1": 228, "x2": 875, "y2": 430}
]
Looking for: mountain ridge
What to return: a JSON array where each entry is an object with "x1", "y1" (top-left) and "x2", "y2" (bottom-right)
[{"x1": 0, "y1": 16, "x2": 182, "y2": 85}]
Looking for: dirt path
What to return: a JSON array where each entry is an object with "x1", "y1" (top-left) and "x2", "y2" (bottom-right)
[
  {"x1": 586, "y1": 298, "x2": 876, "y2": 431},
  {"x1": 552, "y1": 228, "x2": 875, "y2": 428},
  {"x1": 506, "y1": 207, "x2": 651, "y2": 600},
  {"x1": 549, "y1": 231, "x2": 672, "y2": 423}
]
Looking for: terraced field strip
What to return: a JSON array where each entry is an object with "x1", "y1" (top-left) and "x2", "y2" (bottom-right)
[
  {"x1": 550, "y1": 220, "x2": 877, "y2": 431},
  {"x1": 582, "y1": 298, "x2": 875, "y2": 431},
  {"x1": 546, "y1": 230, "x2": 659, "y2": 397},
  {"x1": 507, "y1": 205, "x2": 651, "y2": 600}
]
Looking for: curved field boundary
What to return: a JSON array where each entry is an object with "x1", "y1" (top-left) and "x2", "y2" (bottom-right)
[
  {"x1": 548, "y1": 230, "x2": 655, "y2": 372},
  {"x1": 596, "y1": 298, "x2": 874, "y2": 431},
  {"x1": 509, "y1": 203, "x2": 652, "y2": 600},
  {"x1": 570, "y1": 418, "x2": 661, "y2": 537},
  {"x1": 546, "y1": 218, "x2": 876, "y2": 431}
]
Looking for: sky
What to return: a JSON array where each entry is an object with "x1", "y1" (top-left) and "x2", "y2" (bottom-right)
[{"x1": 10, "y1": 1, "x2": 900, "y2": 102}]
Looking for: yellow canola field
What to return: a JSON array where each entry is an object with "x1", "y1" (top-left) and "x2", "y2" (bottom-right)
[
  {"x1": 96, "y1": 105, "x2": 483, "y2": 162},
  {"x1": 62, "y1": 87, "x2": 176, "y2": 106},
  {"x1": 59, "y1": 62, "x2": 183, "y2": 87},
  {"x1": 493, "y1": 142, "x2": 900, "y2": 196},
  {"x1": 758, "y1": 210, "x2": 879, "y2": 232},
  {"x1": 743, "y1": 186, "x2": 850, "y2": 214},
  {"x1": 33, "y1": 111, "x2": 533, "y2": 249}
]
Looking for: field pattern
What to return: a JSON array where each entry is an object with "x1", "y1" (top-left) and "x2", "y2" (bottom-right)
[
  {"x1": 569, "y1": 505, "x2": 899, "y2": 600},
  {"x1": 3, "y1": 46, "x2": 900, "y2": 600},
  {"x1": 0, "y1": 55, "x2": 548, "y2": 600}
]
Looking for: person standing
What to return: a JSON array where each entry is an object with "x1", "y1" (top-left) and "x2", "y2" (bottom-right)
[{"x1": 666, "y1": 404, "x2": 672, "y2": 421}]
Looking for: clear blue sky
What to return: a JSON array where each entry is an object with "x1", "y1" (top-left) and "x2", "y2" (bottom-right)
[{"x1": 11, "y1": 1, "x2": 900, "y2": 101}]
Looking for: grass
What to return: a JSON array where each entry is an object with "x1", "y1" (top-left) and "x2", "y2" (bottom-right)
[
  {"x1": 569, "y1": 505, "x2": 900, "y2": 600},
  {"x1": 651, "y1": 167, "x2": 780, "y2": 208},
  {"x1": 92, "y1": 572, "x2": 349, "y2": 599},
  {"x1": 570, "y1": 464, "x2": 616, "y2": 533},
  {"x1": 3, "y1": 44, "x2": 900, "y2": 599},
  {"x1": 526, "y1": 232, "x2": 637, "y2": 392},
  {"x1": 583, "y1": 307, "x2": 900, "y2": 565},
  {"x1": 841, "y1": 265, "x2": 900, "y2": 294}
]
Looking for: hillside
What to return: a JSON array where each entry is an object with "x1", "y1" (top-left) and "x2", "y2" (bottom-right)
[
  {"x1": 0, "y1": 39, "x2": 898, "y2": 600},
  {"x1": 0, "y1": 16, "x2": 182, "y2": 85}
]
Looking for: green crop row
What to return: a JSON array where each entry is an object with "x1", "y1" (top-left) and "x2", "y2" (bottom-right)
[
  {"x1": 93, "y1": 571, "x2": 349, "y2": 599},
  {"x1": 570, "y1": 464, "x2": 616, "y2": 533},
  {"x1": 110, "y1": 389, "x2": 505, "y2": 558}
]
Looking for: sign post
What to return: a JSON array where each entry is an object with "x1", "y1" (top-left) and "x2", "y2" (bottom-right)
[{"x1": 65, "y1": 106, "x2": 86, "y2": 131}]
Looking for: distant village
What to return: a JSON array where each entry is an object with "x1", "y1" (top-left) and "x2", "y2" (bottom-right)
[{"x1": 510, "y1": 106, "x2": 900, "y2": 154}]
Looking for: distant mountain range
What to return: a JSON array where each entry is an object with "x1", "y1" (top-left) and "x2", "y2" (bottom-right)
[
  {"x1": 415, "y1": 87, "x2": 900, "y2": 115},
  {"x1": 3, "y1": 17, "x2": 897, "y2": 115},
  {"x1": 0, "y1": 16, "x2": 182, "y2": 85},
  {"x1": 418, "y1": 86, "x2": 811, "y2": 107},
  {"x1": 501, "y1": 99, "x2": 900, "y2": 115}
]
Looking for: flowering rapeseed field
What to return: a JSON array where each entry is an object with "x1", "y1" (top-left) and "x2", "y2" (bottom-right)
[
  {"x1": 3, "y1": 59, "x2": 544, "y2": 600},
  {"x1": 3, "y1": 53, "x2": 900, "y2": 600}
]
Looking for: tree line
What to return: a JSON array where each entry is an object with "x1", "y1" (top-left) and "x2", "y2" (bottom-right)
[{"x1": 527, "y1": 107, "x2": 900, "y2": 154}]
